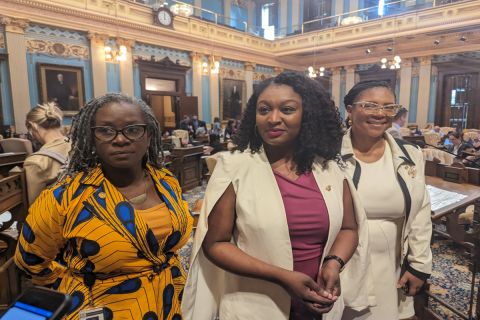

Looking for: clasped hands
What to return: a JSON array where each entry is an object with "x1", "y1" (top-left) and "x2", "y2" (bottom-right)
[{"x1": 280, "y1": 260, "x2": 341, "y2": 318}]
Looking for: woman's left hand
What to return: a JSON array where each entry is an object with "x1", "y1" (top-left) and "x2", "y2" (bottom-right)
[
  {"x1": 317, "y1": 261, "x2": 341, "y2": 300},
  {"x1": 397, "y1": 271, "x2": 425, "y2": 296}
]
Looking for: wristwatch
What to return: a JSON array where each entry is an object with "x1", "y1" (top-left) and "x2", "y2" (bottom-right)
[{"x1": 323, "y1": 255, "x2": 346, "y2": 271}]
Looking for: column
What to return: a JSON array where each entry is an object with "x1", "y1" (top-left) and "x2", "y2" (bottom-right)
[
  {"x1": 116, "y1": 38, "x2": 135, "y2": 96},
  {"x1": 88, "y1": 32, "x2": 108, "y2": 97},
  {"x1": 190, "y1": 52, "x2": 203, "y2": 118},
  {"x1": 1, "y1": 16, "x2": 30, "y2": 133},
  {"x1": 209, "y1": 55, "x2": 221, "y2": 122},
  {"x1": 247, "y1": 1, "x2": 255, "y2": 31},
  {"x1": 331, "y1": 67, "x2": 342, "y2": 108},
  {"x1": 350, "y1": 0, "x2": 359, "y2": 14},
  {"x1": 194, "y1": 0, "x2": 202, "y2": 17},
  {"x1": 291, "y1": 0, "x2": 300, "y2": 33},
  {"x1": 244, "y1": 61, "x2": 255, "y2": 103},
  {"x1": 345, "y1": 65, "x2": 356, "y2": 93},
  {"x1": 416, "y1": 56, "x2": 432, "y2": 127},
  {"x1": 223, "y1": 0, "x2": 231, "y2": 26},
  {"x1": 279, "y1": 0, "x2": 288, "y2": 36},
  {"x1": 398, "y1": 58, "x2": 412, "y2": 113}
]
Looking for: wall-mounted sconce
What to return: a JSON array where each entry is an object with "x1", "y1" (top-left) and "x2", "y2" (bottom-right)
[
  {"x1": 307, "y1": 66, "x2": 326, "y2": 78},
  {"x1": 202, "y1": 62, "x2": 209, "y2": 74},
  {"x1": 104, "y1": 45, "x2": 127, "y2": 62}
]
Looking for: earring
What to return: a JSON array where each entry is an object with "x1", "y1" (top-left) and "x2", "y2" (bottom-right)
[{"x1": 348, "y1": 119, "x2": 353, "y2": 126}]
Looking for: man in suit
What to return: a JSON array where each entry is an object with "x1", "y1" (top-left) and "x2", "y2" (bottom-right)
[
  {"x1": 48, "y1": 73, "x2": 73, "y2": 110},
  {"x1": 191, "y1": 115, "x2": 207, "y2": 138},
  {"x1": 447, "y1": 131, "x2": 473, "y2": 156}
]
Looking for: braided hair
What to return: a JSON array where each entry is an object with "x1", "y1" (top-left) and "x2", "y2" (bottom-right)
[
  {"x1": 233, "y1": 71, "x2": 343, "y2": 174},
  {"x1": 65, "y1": 93, "x2": 162, "y2": 177}
]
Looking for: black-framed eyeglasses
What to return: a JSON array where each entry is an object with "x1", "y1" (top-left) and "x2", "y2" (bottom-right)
[
  {"x1": 352, "y1": 101, "x2": 402, "y2": 117},
  {"x1": 91, "y1": 124, "x2": 148, "y2": 142}
]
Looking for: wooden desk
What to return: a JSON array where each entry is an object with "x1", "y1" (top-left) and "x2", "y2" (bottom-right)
[
  {"x1": 171, "y1": 146, "x2": 204, "y2": 191},
  {"x1": 427, "y1": 176, "x2": 480, "y2": 244},
  {"x1": 418, "y1": 177, "x2": 480, "y2": 320},
  {"x1": 402, "y1": 135, "x2": 424, "y2": 144},
  {"x1": 0, "y1": 153, "x2": 26, "y2": 176}
]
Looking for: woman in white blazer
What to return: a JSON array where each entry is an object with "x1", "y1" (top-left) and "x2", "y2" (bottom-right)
[
  {"x1": 183, "y1": 72, "x2": 371, "y2": 319},
  {"x1": 341, "y1": 81, "x2": 432, "y2": 320}
]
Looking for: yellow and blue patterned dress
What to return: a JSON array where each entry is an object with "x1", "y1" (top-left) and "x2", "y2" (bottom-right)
[{"x1": 15, "y1": 165, "x2": 193, "y2": 320}]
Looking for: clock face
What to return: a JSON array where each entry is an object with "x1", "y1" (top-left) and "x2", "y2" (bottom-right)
[{"x1": 157, "y1": 10, "x2": 172, "y2": 26}]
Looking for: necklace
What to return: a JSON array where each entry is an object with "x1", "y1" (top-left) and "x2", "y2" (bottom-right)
[{"x1": 123, "y1": 172, "x2": 148, "y2": 205}]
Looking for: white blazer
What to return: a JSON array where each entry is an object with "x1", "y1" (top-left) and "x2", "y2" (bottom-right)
[{"x1": 182, "y1": 150, "x2": 371, "y2": 320}]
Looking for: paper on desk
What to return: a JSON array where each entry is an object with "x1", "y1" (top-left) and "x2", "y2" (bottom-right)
[{"x1": 426, "y1": 185, "x2": 467, "y2": 211}]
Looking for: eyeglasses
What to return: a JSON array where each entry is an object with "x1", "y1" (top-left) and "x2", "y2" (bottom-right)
[
  {"x1": 352, "y1": 101, "x2": 402, "y2": 117},
  {"x1": 91, "y1": 124, "x2": 148, "y2": 142}
]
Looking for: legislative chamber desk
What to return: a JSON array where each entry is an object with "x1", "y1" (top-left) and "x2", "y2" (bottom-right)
[
  {"x1": 170, "y1": 146, "x2": 204, "y2": 191},
  {"x1": 417, "y1": 176, "x2": 480, "y2": 320}
]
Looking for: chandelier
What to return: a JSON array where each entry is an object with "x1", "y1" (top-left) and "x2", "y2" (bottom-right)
[
  {"x1": 381, "y1": 55, "x2": 401, "y2": 69},
  {"x1": 307, "y1": 66, "x2": 325, "y2": 78}
]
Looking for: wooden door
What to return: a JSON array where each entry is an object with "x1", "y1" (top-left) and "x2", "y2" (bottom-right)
[
  {"x1": 150, "y1": 95, "x2": 165, "y2": 129},
  {"x1": 440, "y1": 73, "x2": 478, "y2": 130},
  {"x1": 179, "y1": 96, "x2": 198, "y2": 120}
]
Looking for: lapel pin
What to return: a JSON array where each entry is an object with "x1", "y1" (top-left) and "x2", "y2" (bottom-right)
[
  {"x1": 98, "y1": 192, "x2": 106, "y2": 199},
  {"x1": 326, "y1": 185, "x2": 331, "y2": 191},
  {"x1": 408, "y1": 167, "x2": 416, "y2": 178}
]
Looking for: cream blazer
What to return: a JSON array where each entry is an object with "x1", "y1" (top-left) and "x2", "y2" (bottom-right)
[{"x1": 182, "y1": 150, "x2": 371, "y2": 320}]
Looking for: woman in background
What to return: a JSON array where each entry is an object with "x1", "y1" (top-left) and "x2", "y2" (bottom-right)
[
  {"x1": 24, "y1": 103, "x2": 70, "y2": 204},
  {"x1": 341, "y1": 81, "x2": 432, "y2": 320},
  {"x1": 183, "y1": 72, "x2": 369, "y2": 319},
  {"x1": 16, "y1": 93, "x2": 192, "y2": 319}
]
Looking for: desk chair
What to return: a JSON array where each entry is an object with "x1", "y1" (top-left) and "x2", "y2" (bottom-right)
[
  {"x1": 0, "y1": 169, "x2": 27, "y2": 312},
  {"x1": 0, "y1": 138, "x2": 33, "y2": 155}
]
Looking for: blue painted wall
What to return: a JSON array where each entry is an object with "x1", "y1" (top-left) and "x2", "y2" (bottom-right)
[
  {"x1": 0, "y1": 60, "x2": 13, "y2": 125},
  {"x1": 339, "y1": 70, "x2": 346, "y2": 119},
  {"x1": 428, "y1": 74, "x2": 437, "y2": 123},
  {"x1": 106, "y1": 62, "x2": 121, "y2": 93},
  {"x1": 299, "y1": 0, "x2": 304, "y2": 25},
  {"x1": 201, "y1": 74, "x2": 211, "y2": 122},
  {"x1": 409, "y1": 76, "x2": 419, "y2": 123},
  {"x1": 202, "y1": 0, "x2": 223, "y2": 23},
  {"x1": 133, "y1": 64, "x2": 141, "y2": 99},
  {"x1": 186, "y1": 69, "x2": 193, "y2": 96},
  {"x1": 231, "y1": 4, "x2": 248, "y2": 30},
  {"x1": 287, "y1": 0, "x2": 293, "y2": 34}
]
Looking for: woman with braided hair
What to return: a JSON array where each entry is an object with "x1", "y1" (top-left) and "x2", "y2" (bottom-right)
[{"x1": 15, "y1": 93, "x2": 193, "y2": 320}]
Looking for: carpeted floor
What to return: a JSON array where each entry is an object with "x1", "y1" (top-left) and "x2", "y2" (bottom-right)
[{"x1": 180, "y1": 184, "x2": 479, "y2": 319}]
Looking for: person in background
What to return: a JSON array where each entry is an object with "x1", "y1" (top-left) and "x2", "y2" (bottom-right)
[
  {"x1": 191, "y1": 114, "x2": 207, "y2": 137},
  {"x1": 431, "y1": 125, "x2": 445, "y2": 138},
  {"x1": 446, "y1": 131, "x2": 473, "y2": 156},
  {"x1": 183, "y1": 72, "x2": 369, "y2": 319},
  {"x1": 15, "y1": 93, "x2": 192, "y2": 320},
  {"x1": 211, "y1": 117, "x2": 222, "y2": 136},
  {"x1": 203, "y1": 133, "x2": 223, "y2": 156},
  {"x1": 224, "y1": 119, "x2": 235, "y2": 140},
  {"x1": 24, "y1": 103, "x2": 71, "y2": 205},
  {"x1": 341, "y1": 80, "x2": 432, "y2": 320},
  {"x1": 387, "y1": 107, "x2": 408, "y2": 139}
]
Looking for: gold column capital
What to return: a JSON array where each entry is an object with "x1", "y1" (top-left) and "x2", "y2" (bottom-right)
[
  {"x1": 244, "y1": 62, "x2": 256, "y2": 71},
  {"x1": 401, "y1": 58, "x2": 413, "y2": 68},
  {"x1": 344, "y1": 65, "x2": 357, "y2": 72},
  {"x1": 0, "y1": 16, "x2": 29, "y2": 34},
  {"x1": 190, "y1": 52, "x2": 203, "y2": 63},
  {"x1": 419, "y1": 56, "x2": 432, "y2": 66},
  {"x1": 116, "y1": 37, "x2": 135, "y2": 48},
  {"x1": 87, "y1": 32, "x2": 109, "y2": 44}
]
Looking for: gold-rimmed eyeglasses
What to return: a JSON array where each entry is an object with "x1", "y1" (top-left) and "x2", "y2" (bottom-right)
[
  {"x1": 352, "y1": 101, "x2": 402, "y2": 117},
  {"x1": 91, "y1": 124, "x2": 148, "y2": 142}
]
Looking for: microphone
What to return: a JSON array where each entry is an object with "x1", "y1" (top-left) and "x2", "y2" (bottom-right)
[{"x1": 413, "y1": 140, "x2": 480, "y2": 168}]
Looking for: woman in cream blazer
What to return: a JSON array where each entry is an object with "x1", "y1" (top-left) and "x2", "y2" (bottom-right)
[{"x1": 182, "y1": 72, "x2": 371, "y2": 319}]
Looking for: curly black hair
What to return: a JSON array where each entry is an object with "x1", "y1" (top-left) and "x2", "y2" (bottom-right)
[{"x1": 233, "y1": 71, "x2": 343, "y2": 174}]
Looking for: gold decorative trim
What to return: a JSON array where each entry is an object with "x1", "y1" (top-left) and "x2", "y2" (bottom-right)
[
  {"x1": 0, "y1": 33, "x2": 5, "y2": 49},
  {"x1": 221, "y1": 68, "x2": 244, "y2": 80},
  {"x1": 26, "y1": 39, "x2": 89, "y2": 59}
]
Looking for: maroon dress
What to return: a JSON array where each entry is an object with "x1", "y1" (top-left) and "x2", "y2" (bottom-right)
[{"x1": 273, "y1": 171, "x2": 330, "y2": 319}]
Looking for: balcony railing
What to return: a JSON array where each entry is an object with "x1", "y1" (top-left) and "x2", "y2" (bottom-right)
[{"x1": 129, "y1": 0, "x2": 471, "y2": 40}]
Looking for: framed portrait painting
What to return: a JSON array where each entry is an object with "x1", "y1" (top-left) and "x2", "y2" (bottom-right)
[
  {"x1": 220, "y1": 79, "x2": 245, "y2": 120},
  {"x1": 38, "y1": 64, "x2": 85, "y2": 115}
]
